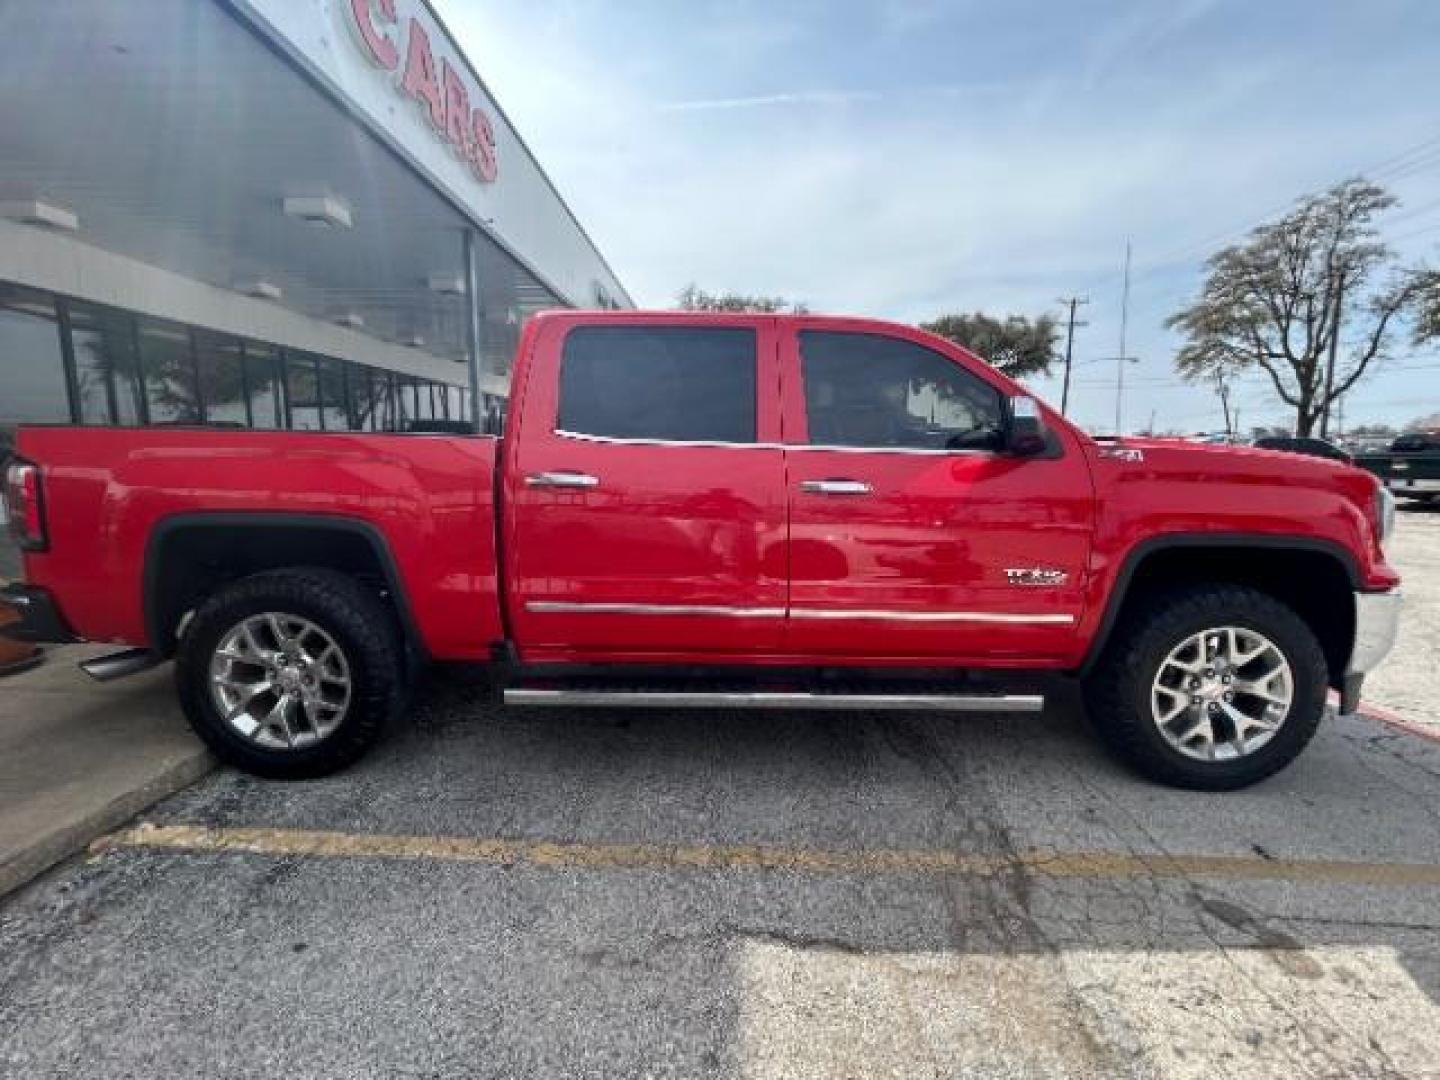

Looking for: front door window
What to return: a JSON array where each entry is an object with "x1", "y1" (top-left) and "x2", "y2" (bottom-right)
[{"x1": 800, "y1": 330, "x2": 1003, "y2": 452}]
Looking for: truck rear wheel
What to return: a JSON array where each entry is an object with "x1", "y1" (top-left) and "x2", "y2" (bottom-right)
[
  {"x1": 1083, "y1": 584, "x2": 1328, "y2": 790},
  {"x1": 176, "y1": 568, "x2": 403, "y2": 778}
]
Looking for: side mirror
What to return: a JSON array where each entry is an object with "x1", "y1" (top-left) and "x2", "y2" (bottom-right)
[{"x1": 1005, "y1": 395, "x2": 1049, "y2": 457}]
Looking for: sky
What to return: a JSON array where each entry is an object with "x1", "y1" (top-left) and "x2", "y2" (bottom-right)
[{"x1": 441, "y1": 0, "x2": 1440, "y2": 434}]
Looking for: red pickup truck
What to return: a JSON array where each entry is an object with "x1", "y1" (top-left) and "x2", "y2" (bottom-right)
[{"x1": 2, "y1": 312, "x2": 1403, "y2": 789}]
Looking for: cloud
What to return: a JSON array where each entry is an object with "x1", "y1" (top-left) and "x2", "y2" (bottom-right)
[
  {"x1": 656, "y1": 90, "x2": 881, "y2": 113},
  {"x1": 1078, "y1": 0, "x2": 1225, "y2": 92},
  {"x1": 442, "y1": 0, "x2": 1440, "y2": 431}
]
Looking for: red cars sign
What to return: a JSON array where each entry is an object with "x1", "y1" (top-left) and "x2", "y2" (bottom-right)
[{"x1": 346, "y1": 0, "x2": 498, "y2": 183}]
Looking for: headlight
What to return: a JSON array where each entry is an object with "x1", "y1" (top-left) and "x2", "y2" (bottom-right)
[{"x1": 1376, "y1": 483, "x2": 1396, "y2": 550}]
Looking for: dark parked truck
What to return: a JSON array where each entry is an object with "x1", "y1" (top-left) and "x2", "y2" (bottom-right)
[
  {"x1": 2, "y1": 312, "x2": 1404, "y2": 789},
  {"x1": 1356, "y1": 431, "x2": 1440, "y2": 504}
]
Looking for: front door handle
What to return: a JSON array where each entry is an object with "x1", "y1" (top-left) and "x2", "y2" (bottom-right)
[
  {"x1": 800, "y1": 479, "x2": 872, "y2": 496},
  {"x1": 526, "y1": 470, "x2": 600, "y2": 489}
]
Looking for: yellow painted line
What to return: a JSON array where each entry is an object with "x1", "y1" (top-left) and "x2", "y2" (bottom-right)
[{"x1": 91, "y1": 823, "x2": 1440, "y2": 889}]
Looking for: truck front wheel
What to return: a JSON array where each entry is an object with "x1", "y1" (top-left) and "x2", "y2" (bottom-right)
[
  {"x1": 1083, "y1": 584, "x2": 1328, "y2": 790},
  {"x1": 175, "y1": 568, "x2": 404, "y2": 778}
]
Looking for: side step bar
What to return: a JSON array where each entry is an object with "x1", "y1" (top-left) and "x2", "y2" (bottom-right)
[
  {"x1": 503, "y1": 689, "x2": 1043, "y2": 713},
  {"x1": 80, "y1": 648, "x2": 162, "y2": 683}
]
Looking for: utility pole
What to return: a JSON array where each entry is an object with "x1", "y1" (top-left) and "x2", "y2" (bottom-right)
[
  {"x1": 1116, "y1": 241, "x2": 1130, "y2": 433},
  {"x1": 1214, "y1": 369, "x2": 1233, "y2": 437},
  {"x1": 1109, "y1": 241, "x2": 1139, "y2": 435},
  {"x1": 1057, "y1": 295, "x2": 1089, "y2": 417},
  {"x1": 1319, "y1": 273, "x2": 1345, "y2": 439}
]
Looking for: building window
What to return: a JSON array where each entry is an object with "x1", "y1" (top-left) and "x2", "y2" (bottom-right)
[
  {"x1": 244, "y1": 343, "x2": 284, "y2": 429},
  {"x1": 66, "y1": 301, "x2": 143, "y2": 426},
  {"x1": 137, "y1": 316, "x2": 202, "y2": 424},
  {"x1": 194, "y1": 330, "x2": 248, "y2": 426},
  {"x1": 0, "y1": 285, "x2": 67, "y2": 428},
  {"x1": 318, "y1": 356, "x2": 349, "y2": 431},
  {"x1": 347, "y1": 365, "x2": 371, "y2": 431},
  {"x1": 395, "y1": 376, "x2": 417, "y2": 425},
  {"x1": 356, "y1": 367, "x2": 388, "y2": 432},
  {"x1": 557, "y1": 326, "x2": 757, "y2": 443},
  {"x1": 0, "y1": 281, "x2": 485, "y2": 439},
  {"x1": 285, "y1": 352, "x2": 323, "y2": 431},
  {"x1": 377, "y1": 370, "x2": 399, "y2": 431},
  {"x1": 410, "y1": 379, "x2": 428, "y2": 422},
  {"x1": 352, "y1": 366, "x2": 397, "y2": 432},
  {"x1": 480, "y1": 392, "x2": 505, "y2": 436}
]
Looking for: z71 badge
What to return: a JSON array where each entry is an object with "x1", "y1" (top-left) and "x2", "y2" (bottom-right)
[{"x1": 1005, "y1": 567, "x2": 1069, "y2": 587}]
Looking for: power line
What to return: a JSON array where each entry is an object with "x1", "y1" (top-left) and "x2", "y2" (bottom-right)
[{"x1": 1080, "y1": 129, "x2": 1440, "y2": 299}]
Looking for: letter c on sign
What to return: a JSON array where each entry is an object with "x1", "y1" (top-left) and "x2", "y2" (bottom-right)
[{"x1": 349, "y1": 0, "x2": 400, "y2": 71}]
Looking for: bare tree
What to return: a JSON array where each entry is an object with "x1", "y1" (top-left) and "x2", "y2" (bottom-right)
[{"x1": 1167, "y1": 179, "x2": 1427, "y2": 436}]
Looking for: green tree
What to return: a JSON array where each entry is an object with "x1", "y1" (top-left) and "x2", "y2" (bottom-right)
[
  {"x1": 919, "y1": 312, "x2": 1059, "y2": 380},
  {"x1": 1167, "y1": 178, "x2": 1428, "y2": 437},
  {"x1": 676, "y1": 284, "x2": 809, "y2": 314}
]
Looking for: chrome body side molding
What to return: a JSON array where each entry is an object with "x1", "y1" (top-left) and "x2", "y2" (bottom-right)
[
  {"x1": 789, "y1": 608, "x2": 1075, "y2": 625},
  {"x1": 524, "y1": 601, "x2": 1074, "y2": 625},
  {"x1": 526, "y1": 601, "x2": 785, "y2": 618}
]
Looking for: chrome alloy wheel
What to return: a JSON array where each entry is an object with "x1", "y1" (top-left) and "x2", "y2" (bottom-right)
[
  {"x1": 1150, "y1": 626, "x2": 1293, "y2": 761},
  {"x1": 209, "y1": 613, "x2": 352, "y2": 750}
]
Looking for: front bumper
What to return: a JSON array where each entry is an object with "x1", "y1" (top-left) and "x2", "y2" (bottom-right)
[
  {"x1": 0, "y1": 583, "x2": 79, "y2": 644},
  {"x1": 1339, "y1": 588, "x2": 1402, "y2": 714}
]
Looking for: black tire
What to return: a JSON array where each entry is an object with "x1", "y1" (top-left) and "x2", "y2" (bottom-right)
[
  {"x1": 1083, "y1": 583, "x2": 1328, "y2": 791},
  {"x1": 176, "y1": 568, "x2": 404, "y2": 778}
]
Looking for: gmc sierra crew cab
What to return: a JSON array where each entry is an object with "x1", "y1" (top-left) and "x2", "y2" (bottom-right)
[{"x1": 2, "y1": 312, "x2": 1404, "y2": 790}]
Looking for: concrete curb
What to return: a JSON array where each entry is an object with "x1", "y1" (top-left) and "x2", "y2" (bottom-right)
[{"x1": 0, "y1": 747, "x2": 214, "y2": 900}]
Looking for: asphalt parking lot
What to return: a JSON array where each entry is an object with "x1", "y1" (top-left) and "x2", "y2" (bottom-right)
[{"x1": 2, "y1": 509, "x2": 1439, "y2": 1079}]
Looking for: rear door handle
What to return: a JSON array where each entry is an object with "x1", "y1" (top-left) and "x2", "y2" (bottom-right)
[
  {"x1": 800, "y1": 479, "x2": 872, "y2": 495},
  {"x1": 526, "y1": 471, "x2": 600, "y2": 489}
]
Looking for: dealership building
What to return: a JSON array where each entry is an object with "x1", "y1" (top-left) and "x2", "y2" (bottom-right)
[{"x1": 0, "y1": 0, "x2": 631, "y2": 448}]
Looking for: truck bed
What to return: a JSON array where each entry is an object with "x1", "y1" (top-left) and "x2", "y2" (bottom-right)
[{"x1": 13, "y1": 426, "x2": 504, "y2": 659}]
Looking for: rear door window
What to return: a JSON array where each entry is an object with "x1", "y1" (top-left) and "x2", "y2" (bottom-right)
[{"x1": 558, "y1": 326, "x2": 757, "y2": 444}]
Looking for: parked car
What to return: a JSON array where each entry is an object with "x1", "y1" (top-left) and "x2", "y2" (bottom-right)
[
  {"x1": 1356, "y1": 431, "x2": 1440, "y2": 504},
  {"x1": 2, "y1": 312, "x2": 1401, "y2": 790},
  {"x1": 1253, "y1": 436, "x2": 1353, "y2": 465}
]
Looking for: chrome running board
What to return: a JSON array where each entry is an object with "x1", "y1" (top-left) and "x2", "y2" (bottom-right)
[
  {"x1": 503, "y1": 689, "x2": 1044, "y2": 713},
  {"x1": 79, "y1": 648, "x2": 162, "y2": 682}
]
